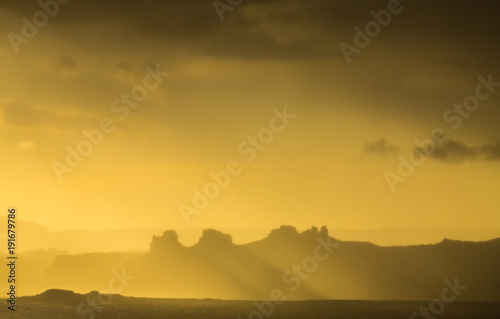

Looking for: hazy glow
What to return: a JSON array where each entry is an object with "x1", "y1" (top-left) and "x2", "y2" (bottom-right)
[{"x1": 0, "y1": 1, "x2": 499, "y2": 240}]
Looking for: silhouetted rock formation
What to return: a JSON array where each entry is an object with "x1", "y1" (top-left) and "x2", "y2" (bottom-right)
[
  {"x1": 36, "y1": 289, "x2": 84, "y2": 304},
  {"x1": 44, "y1": 226, "x2": 500, "y2": 302},
  {"x1": 268, "y1": 225, "x2": 299, "y2": 239},
  {"x1": 197, "y1": 229, "x2": 233, "y2": 247},
  {"x1": 150, "y1": 230, "x2": 183, "y2": 253}
]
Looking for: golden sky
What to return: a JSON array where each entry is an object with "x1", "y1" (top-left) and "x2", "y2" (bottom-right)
[{"x1": 1, "y1": 0, "x2": 499, "y2": 236}]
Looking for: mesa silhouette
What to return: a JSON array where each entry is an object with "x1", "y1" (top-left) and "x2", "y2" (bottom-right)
[{"x1": 40, "y1": 226, "x2": 500, "y2": 301}]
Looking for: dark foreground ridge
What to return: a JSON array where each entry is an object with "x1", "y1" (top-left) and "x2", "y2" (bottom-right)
[
  {"x1": 27, "y1": 289, "x2": 126, "y2": 304},
  {"x1": 11, "y1": 290, "x2": 500, "y2": 319}
]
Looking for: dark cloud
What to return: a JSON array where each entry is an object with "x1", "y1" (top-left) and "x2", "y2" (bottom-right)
[
  {"x1": 482, "y1": 141, "x2": 500, "y2": 161},
  {"x1": 50, "y1": 55, "x2": 79, "y2": 77},
  {"x1": 1, "y1": 101, "x2": 56, "y2": 129},
  {"x1": 0, "y1": 101, "x2": 93, "y2": 132},
  {"x1": 3, "y1": 1, "x2": 500, "y2": 136},
  {"x1": 3, "y1": 0, "x2": 499, "y2": 61},
  {"x1": 429, "y1": 140, "x2": 478, "y2": 163},
  {"x1": 364, "y1": 139, "x2": 399, "y2": 156},
  {"x1": 57, "y1": 55, "x2": 77, "y2": 71},
  {"x1": 116, "y1": 62, "x2": 133, "y2": 73},
  {"x1": 2, "y1": 1, "x2": 219, "y2": 38},
  {"x1": 423, "y1": 139, "x2": 500, "y2": 163}
]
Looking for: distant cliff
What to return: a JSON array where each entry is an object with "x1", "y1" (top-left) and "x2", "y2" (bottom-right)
[{"x1": 43, "y1": 226, "x2": 500, "y2": 301}]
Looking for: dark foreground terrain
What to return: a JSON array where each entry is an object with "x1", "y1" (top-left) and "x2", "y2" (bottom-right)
[{"x1": 3, "y1": 292, "x2": 500, "y2": 319}]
